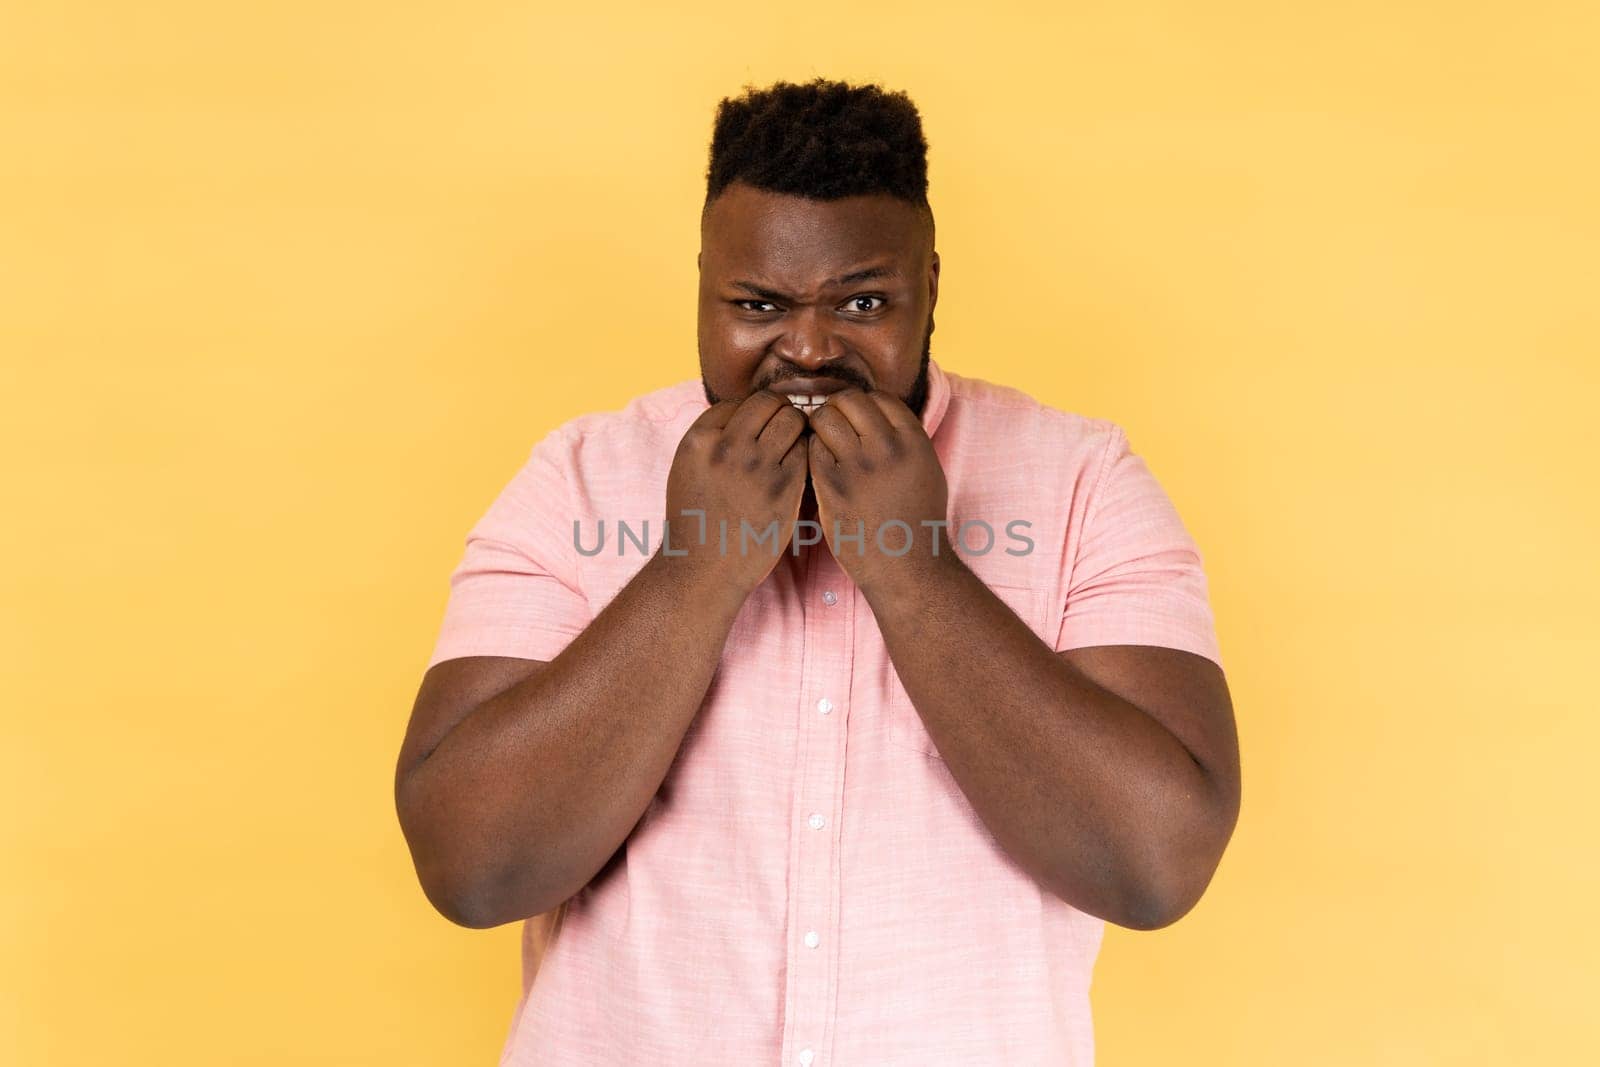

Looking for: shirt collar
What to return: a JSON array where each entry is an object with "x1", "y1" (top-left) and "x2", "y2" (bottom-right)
[{"x1": 919, "y1": 356, "x2": 952, "y2": 440}]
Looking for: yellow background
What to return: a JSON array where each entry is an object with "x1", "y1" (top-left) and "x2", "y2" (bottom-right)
[{"x1": 4, "y1": 2, "x2": 1596, "y2": 1063}]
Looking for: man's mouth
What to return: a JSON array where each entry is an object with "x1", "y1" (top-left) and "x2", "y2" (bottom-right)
[
  {"x1": 786, "y1": 394, "x2": 830, "y2": 416},
  {"x1": 772, "y1": 376, "x2": 855, "y2": 416}
]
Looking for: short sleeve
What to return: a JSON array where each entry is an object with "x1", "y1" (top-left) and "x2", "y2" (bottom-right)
[
  {"x1": 425, "y1": 429, "x2": 591, "y2": 669},
  {"x1": 1054, "y1": 424, "x2": 1224, "y2": 670}
]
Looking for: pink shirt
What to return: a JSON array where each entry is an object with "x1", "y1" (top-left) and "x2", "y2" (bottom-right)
[{"x1": 427, "y1": 357, "x2": 1223, "y2": 1065}]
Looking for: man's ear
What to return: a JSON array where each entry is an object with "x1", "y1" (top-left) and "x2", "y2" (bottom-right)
[
  {"x1": 697, "y1": 251, "x2": 702, "y2": 271},
  {"x1": 928, "y1": 251, "x2": 940, "y2": 314}
]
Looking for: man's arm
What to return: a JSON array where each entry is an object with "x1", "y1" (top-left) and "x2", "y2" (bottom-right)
[
  {"x1": 806, "y1": 388, "x2": 1239, "y2": 930},
  {"x1": 861, "y1": 556, "x2": 1239, "y2": 930},
  {"x1": 395, "y1": 392, "x2": 808, "y2": 929},
  {"x1": 395, "y1": 553, "x2": 744, "y2": 929}
]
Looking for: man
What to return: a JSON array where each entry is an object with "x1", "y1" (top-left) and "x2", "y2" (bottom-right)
[{"x1": 395, "y1": 77, "x2": 1239, "y2": 1065}]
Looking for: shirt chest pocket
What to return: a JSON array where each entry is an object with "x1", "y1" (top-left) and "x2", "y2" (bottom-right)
[{"x1": 883, "y1": 580, "x2": 1054, "y2": 759}]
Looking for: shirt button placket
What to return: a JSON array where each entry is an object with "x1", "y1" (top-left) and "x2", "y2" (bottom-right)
[{"x1": 784, "y1": 557, "x2": 849, "y2": 1067}]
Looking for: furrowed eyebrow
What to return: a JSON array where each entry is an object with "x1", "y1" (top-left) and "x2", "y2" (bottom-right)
[
  {"x1": 829, "y1": 266, "x2": 899, "y2": 287},
  {"x1": 730, "y1": 266, "x2": 900, "y2": 303}
]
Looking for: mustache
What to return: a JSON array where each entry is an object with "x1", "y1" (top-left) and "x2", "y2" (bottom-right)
[{"x1": 762, "y1": 370, "x2": 873, "y2": 392}]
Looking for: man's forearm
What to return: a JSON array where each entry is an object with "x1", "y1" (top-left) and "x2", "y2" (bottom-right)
[
  {"x1": 861, "y1": 553, "x2": 1227, "y2": 929},
  {"x1": 398, "y1": 550, "x2": 746, "y2": 927}
]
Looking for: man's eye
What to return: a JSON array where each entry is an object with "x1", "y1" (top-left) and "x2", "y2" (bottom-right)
[
  {"x1": 844, "y1": 295, "x2": 886, "y2": 313},
  {"x1": 734, "y1": 300, "x2": 779, "y2": 313}
]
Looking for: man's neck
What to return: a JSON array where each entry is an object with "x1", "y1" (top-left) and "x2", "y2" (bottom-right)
[
  {"x1": 798, "y1": 482, "x2": 819, "y2": 523},
  {"x1": 784, "y1": 485, "x2": 822, "y2": 574}
]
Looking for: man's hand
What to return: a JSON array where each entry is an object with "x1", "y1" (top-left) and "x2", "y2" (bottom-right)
[
  {"x1": 806, "y1": 387, "x2": 950, "y2": 592},
  {"x1": 662, "y1": 389, "x2": 809, "y2": 595}
]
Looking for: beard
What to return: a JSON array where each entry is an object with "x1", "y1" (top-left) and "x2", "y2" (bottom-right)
[{"x1": 701, "y1": 319, "x2": 934, "y2": 416}]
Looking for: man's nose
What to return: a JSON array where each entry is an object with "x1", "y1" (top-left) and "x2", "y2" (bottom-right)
[{"x1": 775, "y1": 307, "x2": 843, "y2": 370}]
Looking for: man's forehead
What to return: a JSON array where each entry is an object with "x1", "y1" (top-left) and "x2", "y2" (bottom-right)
[{"x1": 702, "y1": 184, "x2": 925, "y2": 274}]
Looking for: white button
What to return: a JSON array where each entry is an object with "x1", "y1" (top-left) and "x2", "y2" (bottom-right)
[
  {"x1": 817, "y1": 697, "x2": 833, "y2": 715},
  {"x1": 808, "y1": 813, "x2": 825, "y2": 830},
  {"x1": 798, "y1": 1050, "x2": 814, "y2": 1066},
  {"x1": 821, "y1": 590, "x2": 837, "y2": 606},
  {"x1": 804, "y1": 930, "x2": 820, "y2": 948}
]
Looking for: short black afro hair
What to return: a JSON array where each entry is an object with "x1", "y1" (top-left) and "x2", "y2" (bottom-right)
[{"x1": 703, "y1": 77, "x2": 933, "y2": 227}]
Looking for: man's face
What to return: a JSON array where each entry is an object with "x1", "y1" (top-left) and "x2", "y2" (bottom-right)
[{"x1": 697, "y1": 181, "x2": 939, "y2": 416}]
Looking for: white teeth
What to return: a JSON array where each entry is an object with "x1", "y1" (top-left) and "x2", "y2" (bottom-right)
[{"x1": 786, "y1": 394, "x2": 828, "y2": 414}]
